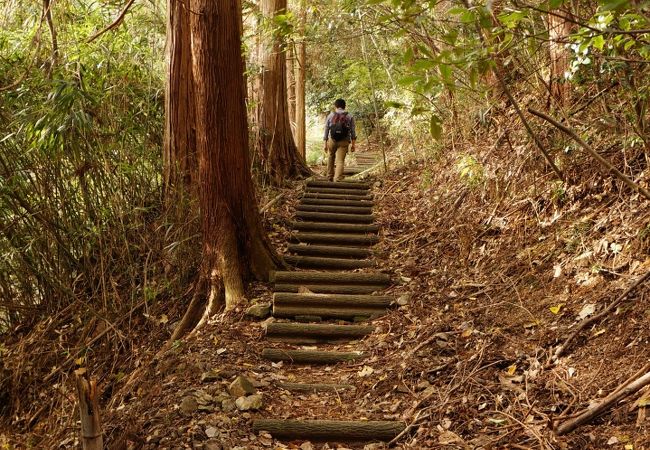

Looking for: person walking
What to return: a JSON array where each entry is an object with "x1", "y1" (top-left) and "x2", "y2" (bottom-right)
[{"x1": 323, "y1": 98, "x2": 357, "y2": 182}]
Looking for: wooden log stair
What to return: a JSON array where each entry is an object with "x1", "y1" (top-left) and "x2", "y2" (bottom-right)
[{"x1": 253, "y1": 158, "x2": 405, "y2": 444}]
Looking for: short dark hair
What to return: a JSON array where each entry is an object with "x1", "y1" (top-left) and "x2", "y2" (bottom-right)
[{"x1": 334, "y1": 98, "x2": 346, "y2": 109}]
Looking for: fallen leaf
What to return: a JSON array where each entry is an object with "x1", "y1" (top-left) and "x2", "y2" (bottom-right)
[
  {"x1": 578, "y1": 303, "x2": 596, "y2": 320},
  {"x1": 438, "y1": 430, "x2": 464, "y2": 444},
  {"x1": 357, "y1": 366, "x2": 374, "y2": 377},
  {"x1": 549, "y1": 303, "x2": 565, "y2": 315},
  {"x1": 507, "y1": 364, "x2": 517, "y2": 375}
]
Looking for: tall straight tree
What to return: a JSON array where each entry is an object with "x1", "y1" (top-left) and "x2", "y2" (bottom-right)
[
  {"x1": 294, "y1": 0, "x2": 307, "y2": 160},
  {"x1": 255, "y1": 0, "x2": 310, "y2": 184},
  {"x1": 163, "y1": 0, "x2": 196, "y2": 203},
  {"x1": 286, "y1": 43, "x2": 296, "y2": 132},
  {"x1": 171, "y1": 0, "x2": 281, "y2": 339}
]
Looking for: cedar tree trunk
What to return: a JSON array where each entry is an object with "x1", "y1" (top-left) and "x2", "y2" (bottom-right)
[
  {"x1": 287, "y1": 44, "x2": 296, "y2": 133},
  {"x1": 171, "y1": 0, "x2": 280, "y2": 339},
  {"x1": 295, "y1": 0, "x2": 307, "y2": 160},
  {"x1": 163, "y1": 0, "x2": 197, "y2": 203},
  {"x1": 255, "y1": 0, "x2": 310, "y2": 184}
]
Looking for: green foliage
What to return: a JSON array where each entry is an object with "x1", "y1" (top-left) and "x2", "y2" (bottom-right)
[
  {"x1": 456, "y1": 154, "x2": 484, "y2": 187},
  {"x1": 0, "y1": 2, "x2": 178, "y2": 333}
]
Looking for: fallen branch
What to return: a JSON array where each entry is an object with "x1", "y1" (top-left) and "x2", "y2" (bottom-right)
[
  {"x1": 86, "y1": 0, "x2": 137, "y2": 43},
  {"x1": 260, "y1": 193, "x2": 283, "y2": 213},
  {"x1": 528, "y1": 108, "x2": 650, "y2": 202},
  {"x1": 553, "y1": 270, "x2": 650, "y2": 360},
  {"x1": 555, "y1": 368, "x2": 650, "y2": 435}
]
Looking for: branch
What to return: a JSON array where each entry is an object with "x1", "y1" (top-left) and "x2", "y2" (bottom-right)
[
  {"x1": 556, "y1": 368, "x2": 650, "y2": 435},
  {"x1": 86, "y1": 0, "x2": 137, "y2": 44},
  {"x1": 528, "y1": 108, "x2": 650, "y2": 201},
  {"x1": 552, "y1": 270, "x2": 650, "y2": 360}
]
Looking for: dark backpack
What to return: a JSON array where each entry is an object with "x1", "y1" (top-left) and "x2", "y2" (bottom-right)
[{"x1": 330, "y1": 112, "x2": 351, "y2": 141}]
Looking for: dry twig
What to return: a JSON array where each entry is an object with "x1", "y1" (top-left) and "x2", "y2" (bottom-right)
[
  {"x1": 555, "y1": 366, "x2": 650, "y2": 435},
  {"x1": 552, "y1": 270, "x2": 650, "y2": 360},
  {"x1": 528, "y1": 108, "x2": 650, "y2": 201}
]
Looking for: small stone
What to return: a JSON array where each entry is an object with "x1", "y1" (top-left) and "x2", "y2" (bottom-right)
[
  {"x1": 179, "y1": 396, "x2": 199, "y2": 415},
  {"x1": 235, "y1": 394, "x2": 263, "y2": 411},
  {"x1": 245, "y1": 303, "x2": 271, "y2": 319},
  {"x1": 200, "y1": 370, "x2": 222, "y2": 383},
  {"x1": 229, "y1": 375, "x2": 256, "y2": 398},
  {"x1": 397, "y1": 294, "x2": 411, "y2": 306},
  {"x1": 205, "y1": 426, "x2": 219, "y2": 438},
  {"x1": 194, "y1": 390, "x2": 214, "y2": 405},
  {"x1": 221, "y1": 398, "x2": 236, "y2": 412},
  {"x1": 204, "y1": 441, "x2": 222, "y2": 450},
  {"x1": 300, "y1": 442, "x2": 314, "y2": 450}
]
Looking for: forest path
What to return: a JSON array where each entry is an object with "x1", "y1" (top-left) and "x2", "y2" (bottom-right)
[{"x1": 251, "y1": 151, "x2": 406, "y2": 445}]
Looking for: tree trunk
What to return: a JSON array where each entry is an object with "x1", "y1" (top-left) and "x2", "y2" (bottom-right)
[
  {"x1": 163, "y1": 0, "x2": 197, "y2": 204},
  {"x1": 295, "y1": 0, "x2": 307, "y2": 160},
  {"x1": 548, "y1": 7, "x2": 572, "y2": 106},
  {"x1": 286, "y1": 43, "x2": 296, "y2": 134},
  {"x1": 255, "y1": 0, "x2": 310, "y2": 184},
  {"x1": 170, "y1": 0, "x2": 280, "y2": 339}
]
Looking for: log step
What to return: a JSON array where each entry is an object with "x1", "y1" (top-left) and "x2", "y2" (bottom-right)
[
  {"x1": 274, "y1": 292, "x2": 393, "y2": 307},
  {"x1": 265, "y1": 323, "x2": 374, "y2": 343},
  {"x1": 275, "y1": 382, "x2": 356, "y2": 392},
  {"x1": 297, "y1": 204, "x2": 373, "y2": 215},
  {"x1": 261, "y1": 348, "x2": 365, "y2": 364},
  {"x1": 272, "y1": 304, "x2": 385, "y2": 320},
  {"x1": 274, "y1": 284, "x2": 385, "y2": 295},
  {"x1": 273, "y1": 292, "x2": 394, "y2": 308},
  {"x1": 299, "y1": 198, "x2": 374, "y2": 207},
  {"x1": 306, "y1": 180, "x2": 371, "y2": 190},
  {"x1": 252, "y1": 419, "x2": 405, "y2": 441},
  {"x1": 295, "y1": 211, "x2": 375, "y2": 224},
  {"x1": 290, "y1": 232, "x2": 379, "y2": 245},
  {"x1": 287, "y1": 243, "x2": 372, "y2": 258},
  {"x1": 303, "y1": 192, "x2": 373, "y2": 201},
  {"x1": 271, "y1": 271, "x2": 391, "y2": 285},
  {"x1": 290, "y1": 222, "x2": 379, "y2": 233},
  {"x1": 283, "y1": 255, "x2": 375, "y2": 270},
  {"x1": 305, "y1": 188, "x2": 370, "y2": 196}
]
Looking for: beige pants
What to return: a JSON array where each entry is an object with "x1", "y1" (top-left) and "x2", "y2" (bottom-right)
[{"x1": 326, "y1": 138, "x2": 349, "y2": 181}]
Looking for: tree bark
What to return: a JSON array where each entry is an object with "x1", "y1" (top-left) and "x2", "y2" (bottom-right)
[
  {"x1": 286, "y1": 43, "x2": 296, "y2": 132},
  {"x1": 548, "y1": 7, "x2": 572, "y2": 106},
  {"x1": 163, "y1": 0, "x2": 197, "y2": 203},
  {"x1": 255, "y1": 0, "x2": 310, "y2": 184},
  {"x1": 170, "y1": 0, "x2": 280, "y2": 339},
  {"x1": 295, "y1": 0, "x2": 307, "y2": 160}
]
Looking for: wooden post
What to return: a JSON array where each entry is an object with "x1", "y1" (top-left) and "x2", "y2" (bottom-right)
[{"x1": 76, "y1": 372, "x2": 103, "y2": 450}]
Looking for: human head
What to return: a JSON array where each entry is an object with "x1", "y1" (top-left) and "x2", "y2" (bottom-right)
[{"x1": 334, "y1": 98, "x2": 346, "y2": 109}]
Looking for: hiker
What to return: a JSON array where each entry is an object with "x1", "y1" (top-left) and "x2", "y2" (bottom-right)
[{"x1": 323, "y1": 98, "x2": 357, "y2": 182}]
